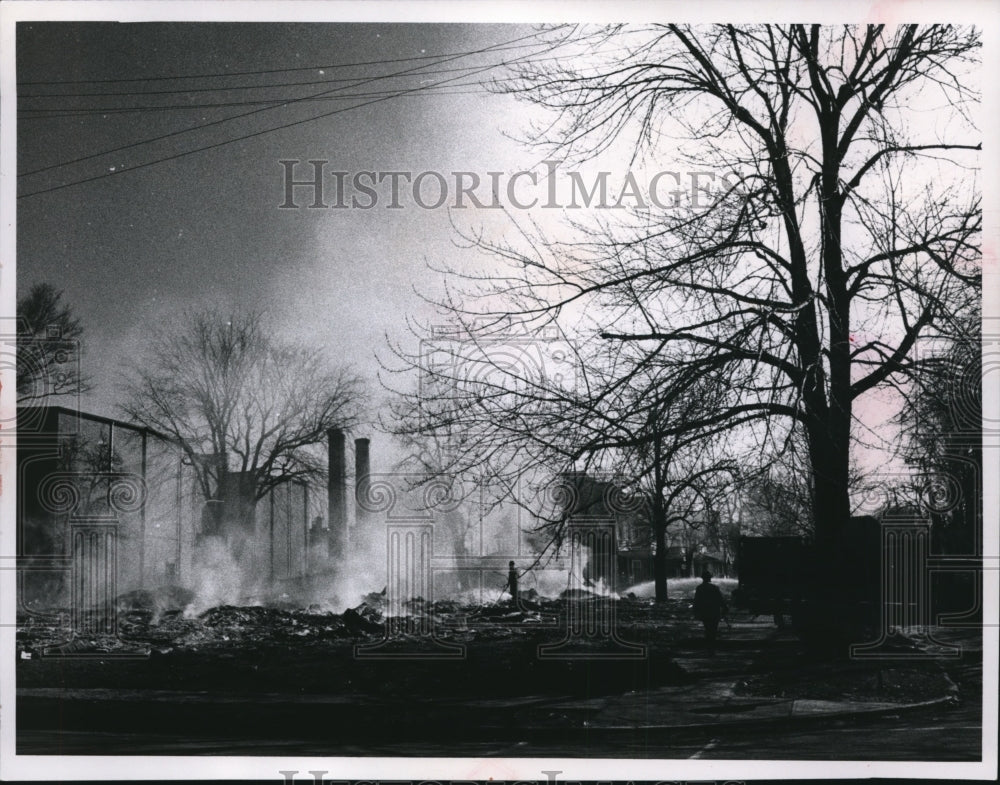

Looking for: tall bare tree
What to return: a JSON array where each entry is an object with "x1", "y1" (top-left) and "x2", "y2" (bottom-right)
[
  {"x1": 123, "y1": 310, "x2": 364, "y2": 534},
  {"x1": 391, "y1": 25, "x2": 980, "y2": 556},
  {"x1": 609, "y1": 371, "x2": 741, "y2": 599}
]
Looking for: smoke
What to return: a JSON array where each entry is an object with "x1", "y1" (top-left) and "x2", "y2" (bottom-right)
[
  {"x1": 529, "y1": 569, "x2": 620, "y2": 599},
  {"x1": 161, "y1": 480, "x2": 628, "y2": 614},
  {"x1": 329, "y1": 516, "x2": 388, "y2": 610},
  {"x1": 183, "y1": 535, "x2": 257, "y2": 615}
]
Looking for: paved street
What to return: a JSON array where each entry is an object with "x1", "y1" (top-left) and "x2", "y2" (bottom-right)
[{"x1": 17, "y1": 624, "x2": 983, "y2": 759}]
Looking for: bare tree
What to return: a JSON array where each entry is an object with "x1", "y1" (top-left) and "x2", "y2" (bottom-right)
[
  {"x1": 123, "y1": 309, "x2": 364, "y2": 535},
  {"x1": 896, "y1": 287, "x2": 981, "y2": 553},
  {"x1": 611, "y1": 372, "x2": 741, "y2": 599},
  {"x1": 386, "y1": 318, "x2": 747, "y2": 601},
  {"x1": 17, "y1": 282, "x2": 90, "y2": 404},
  {"x1": 391, "y1": 25, "x2": 980, "y2": 555}
]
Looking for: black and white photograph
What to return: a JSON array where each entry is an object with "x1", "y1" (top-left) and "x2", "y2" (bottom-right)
[{"x1": 0, "y1": 1, "x2": 997, "y2": 781}]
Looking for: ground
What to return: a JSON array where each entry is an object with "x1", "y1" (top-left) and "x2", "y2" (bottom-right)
[{"x1": 15, "y1": 579, "x2": 983, "y2": 759}]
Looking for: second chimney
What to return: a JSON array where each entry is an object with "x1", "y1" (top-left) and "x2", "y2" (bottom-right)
[{"x1": 354, "y1": 437, "x2": 371, "y2": 540}]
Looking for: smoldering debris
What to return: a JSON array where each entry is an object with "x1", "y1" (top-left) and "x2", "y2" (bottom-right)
[
  {"x1": 15, "y1": 587, "x2": 700, "y2": 659},
  {"x1": 116, "y1": 585, "x2": 196, "y2": 617},
  {"x1": 17, "y1": 591, "x2": 704, "y2": 701},
  {"x1": 341, "y1": 605, "x2": 383, "y2": 634}
]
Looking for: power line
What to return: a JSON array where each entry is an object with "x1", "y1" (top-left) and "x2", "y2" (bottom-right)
[
  {"x1": 17, "y1": 43, "x2": 555, "y2": 200},
  {"x1": 21, "y1": 70, "x2": 467, "y2": 99},
  {"x1": 18, "y1": 45, "x2": 603, "y2": 121},
  {"x1": 17, "y1": 40, "x2": 549, "y2": 98},
  {"x1": 19, "y1": 87, "x2": 495, "y2": 119},
  {"x1": 17, "y1": 34, "x2": 566, "y2": 86},
  {"x1": 18, "y1": 67, "x2": 542, "y2": 118},
  {"x1": 18, "y1": 28, "x2": 558, "y2": 180}
]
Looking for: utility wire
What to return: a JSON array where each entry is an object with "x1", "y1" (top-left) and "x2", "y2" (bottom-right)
[
  {"x1": 18, "y1": 42, "x2": 620, "y2": 119},
  {"x1": 19, "y1": 45, "x2": 611, "y2": 121},
  {"x1": 18, "y1": 72, "x2": 518, "y2": 117},
  {"x1": 17, "y1": 42, "x2": 556, "y2": 200},
  {"x1": 18, "y1": 28, "x2": 558, "y2": 180},
  {"x1": 17, "y1": 36, "x2": 563, "y2": 86},
  {"x1": 19, "y1": 40, "x2": 628, "y2": 112},
  {"x1": 19, "y1": 88, "x2": 495, "y2": 119},
  {"x1": 18, "y1": 69, "x2": 541, "y2": 118},
  {"x1": 18, "y1": 41, "x2": 549, "y2": 98}
]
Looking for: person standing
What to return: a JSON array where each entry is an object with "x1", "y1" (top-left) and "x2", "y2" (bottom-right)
[
  {"x1": 693, "y1": 569, "x2": 727, "y2": 653},
  {"x1": 507, "y1": 561, "x2": 519, "y2": 604}
]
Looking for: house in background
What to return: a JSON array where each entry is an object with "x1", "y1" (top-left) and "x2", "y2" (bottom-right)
[
  {"x1": 664, "y1": 509, "x2": 736, "y2": 578},
  {"x1": 554, "y1": 473, "x2": 739, "y2": 589},
  {"x1": 555, "y1": 473, "x2": 652, "y2": 589}
]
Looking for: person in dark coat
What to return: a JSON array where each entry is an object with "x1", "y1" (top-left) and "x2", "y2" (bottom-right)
[
  {"x1": 693, "y1": 569, "x2": 727, "y2": 652},
  {"x1": 507, "y1": 561, "x2": 519, "y2": 604}
]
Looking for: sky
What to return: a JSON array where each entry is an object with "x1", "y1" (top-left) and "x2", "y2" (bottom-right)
[
  {"x1": 15, "y1": 22, "x2": 548, "y2": 448},
  {"x1": 12, "y1": 20, "x2": 988, "y2": 485}
]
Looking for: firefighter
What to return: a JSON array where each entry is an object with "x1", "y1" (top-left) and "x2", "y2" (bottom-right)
[
  {"x1": 506, "y1": 561, "x2": 519, "y2": 604},
  {"x1": 693, "y1": 569, "x2": 727, "y2": 653}
]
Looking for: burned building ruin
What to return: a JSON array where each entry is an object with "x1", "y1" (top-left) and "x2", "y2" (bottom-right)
[{"x1": 16, "y1": 406, "x2": 376, "y2": 612}]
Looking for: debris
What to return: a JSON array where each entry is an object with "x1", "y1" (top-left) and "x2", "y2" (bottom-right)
[
  {"x1": 116, "y1": 585, "x2": 196, "y2": 614},
  {"x1": 39, "y1": 636, "x2": 151, "y2": 657},
  {"x1": 559, "y1": 587, "x2": 618, "y2": 601},
  {"x1": 15, "y1": 588, "x2": 723, "y2": 659},
  {"x1": 361, "y1": 587, "x2": 387, "y2": 609},
  {"x1": 430, "y1": 599, "x2": 461, "y2": 614},
  {"x1": 343, "y1": 606, "x2": 383, "y2": 634}
]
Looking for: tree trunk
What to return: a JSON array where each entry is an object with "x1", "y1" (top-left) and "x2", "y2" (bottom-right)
[
  {"x1": 652, "y1": 435, "x2": 668, "y2": 603},
  {"x1": 653, "y1": 502, "x2": 668, "y2": 603},
  {"x1": 807, "y1": 416, "x2": 851, "y2": 547},
  {"x1": 812, "y1": 110, "x2": 852, "y2": 551}
]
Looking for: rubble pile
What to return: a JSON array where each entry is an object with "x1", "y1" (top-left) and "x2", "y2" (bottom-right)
[
  {"x1": 14, "y1": 589, "x2": 729, "y2": 699},
  {"x1": 116, "y1": 585, "x2": 196, "y2": 617},
  {"x1": 16, "y1": 585, "x2": 700, "y2": 658}
]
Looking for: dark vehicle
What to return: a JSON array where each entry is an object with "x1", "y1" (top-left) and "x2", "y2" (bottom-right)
[
  {"x1": 732, "y1": 516, "x2": 882, "y2": 648},
  {"x1": 731, "y1": 536, "x2": 810, "y2": 617}
]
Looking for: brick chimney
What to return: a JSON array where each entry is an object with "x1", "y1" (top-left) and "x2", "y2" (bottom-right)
[
  {"x1": 327, "y1": 428, "x2": 347, "y2": 562},
  {"x1": 354, "y1": 437, "x2": 371, "y2": 539}
]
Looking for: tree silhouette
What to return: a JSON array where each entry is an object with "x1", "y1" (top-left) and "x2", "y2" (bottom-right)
[
  {"x1": 390, "y1": 25, "x2": 981, "y2": 555},
  {"x1": 123, "y1": 309, "x2": 364, "y2": 536},
  {"x1": 16, "y1": 283, "x2": 90, "y2": 404}
]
